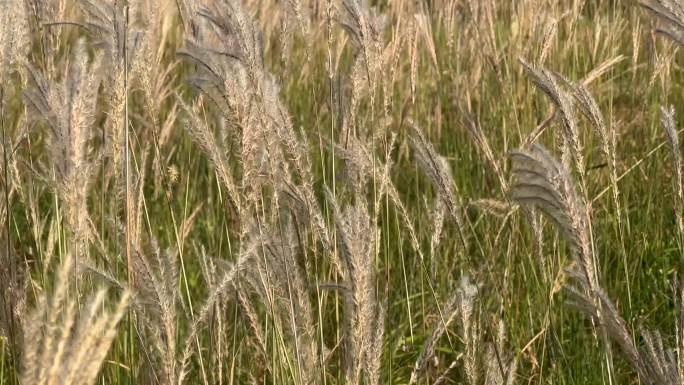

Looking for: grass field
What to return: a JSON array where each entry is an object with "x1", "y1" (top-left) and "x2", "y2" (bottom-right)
[{"x1": 2, "y1": 0, "x2": 684, "y2": 384}]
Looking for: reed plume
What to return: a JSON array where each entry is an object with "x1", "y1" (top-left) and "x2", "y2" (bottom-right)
[
  {"x1": 567, "y1": 80, "x2": 621, "y2": 224},
  {"x1": 24, "y1": 40, "x2": 102, "y2": 251},
  {"x1": 409, "y1": 120, "x2": 469, "y2": 250},
  {"x1": 328, "y1": 193, "x2": 383, "y2": 385},
  {"x1": 410, "y1": 276, "x2": 517, "y2": 385},
  {"x1": 131, "y1": 240, "x2": 181, "y2": 385},
  {"x1": 564, "y1": 268, "x2": 680, "y2": 385},
  {"x1": 519, "y1": 60, "x2": 585, "y2": 179},
  {"x1": 241, "y1": 221, "x2": 321, "y2": 385},
  {"x1": 510, "y1": 144, "x2": 596, "y2": 290},
  {"x1": 179, "y1": 0, "x2": 331, "y2": 254},
  {"x1": 510, "y1": 144, "x2": 621, "y2": 382},
  {"x1": 21, "y1": 254, "x2": 130, "y2": 385}
]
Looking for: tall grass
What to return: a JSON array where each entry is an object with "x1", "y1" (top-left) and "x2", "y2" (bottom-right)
[{"x1": 2, "y1": 0, "x2": 684, "y2": 384}]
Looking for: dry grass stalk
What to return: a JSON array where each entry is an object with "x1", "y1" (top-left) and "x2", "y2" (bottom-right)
[
  {"x1": 468, "y1": 199, "x2": 512, "y2": 218},
  {"x1": 409, "y1": 277, "x2": 473, "y2": 384},
  {"x1": 58, "y1": 0, "x2": 139, "y2": 197},
  {"x1": 641, "y1": 0, "x2": 684, "y2": 47},
  {"x1": 179, "y1": 0, "x2": 332, "y2": 255},
  {"x1": 410, "y1": 277, "x2": 517, "y2": 385},
  {"x1": 414, "y1": 12, "x2": 438, "y2": 72},
  {"x1": 519, "y1": 59, "x2": 585, "y2": 179},
  {"x1": 196, "y1": 249, "x2": 230, "y2": 385},
  {"x1": 429, "y1": 199, "x2": 446, "y2": 281},
  {"x1": 131, "y1": 0, "x2": 179, "y2": 192},
  {"x1": 660, "y1": 106, "x2": 684, "y2": 256},
  {"x1": 409, "y1": 120, "x2": 468, "y2": 250},
  {"x1": 338, "y1": 0, "x2": 383, "y2": 87},
  {"x1": 462, "y1": 111, "x2": 508, "y2": 193},
  {"x1": 538, "y1": 16, "x2": 558, "y2": 66},
  {"x1": 511, "y1": 144, "x2": 620, "y2": 381},
  {"x1": 175, "y1": 3, "x2": 352, "y2": 383},
  {"x1": 28, "y1": 0, "x2": 68, "y2": 76},
  {"x1": 460, "y1": 277, "x2": 480, "y2": 385},
  {"x1": 331, "y1": 134, "x2": 423, "y2": 263},
  {"x1": 1, "y1": 1, "x2": 682, "y2": 385},
  {"x1": 328, "y1": 194, "x2": 383, "y2": 385},
  {"x1": 178, "y1": 247, "x2": 254, "y2": 385},
  {"x1": 0, "y1": 0, "x2": 29, "y2": 84},
  {"x1": 242, "y1": 221, "x2": 321, "y2": 385},
  {"x1": 677, "y1": 281, "x2": 684, "y2": 384},
  {"x1": 24, "y1": 40, "x2": 102, "y2": 251},
  {"x1": 0, "y1": 0, "x2": 28, "y2": 368},
  {"x1": 0, "y1": 250, "x2": 26, "y2": 350},
  {"x1": 21, "y1": 254, "x2": 131, "y2": 385},
  {"x1": 131, "y1": 240, "x2": 181, "y2": 385},
  {"x1": 564, "y1": 268, "x2": 680, "y2": 385},
  {"x1": 483, "y1": 319, "x2": 517, "y2": 385},
  {"x1": 179, "y1": 101, "x2": 241, "y2": 216},
  {"x1": 510, "y1": 144, "x2": 596, "y2": 291},
  {"x1": 567, "y1": 80, "x2": 621, "y2": 224},
  {"x1": 511, "y1": 134, "x2": 684, "y2": 385}
]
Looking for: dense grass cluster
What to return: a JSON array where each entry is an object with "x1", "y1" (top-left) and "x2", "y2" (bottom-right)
[{"x1": 3, "y1": 0, "x2": 684, "y2": 384}]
